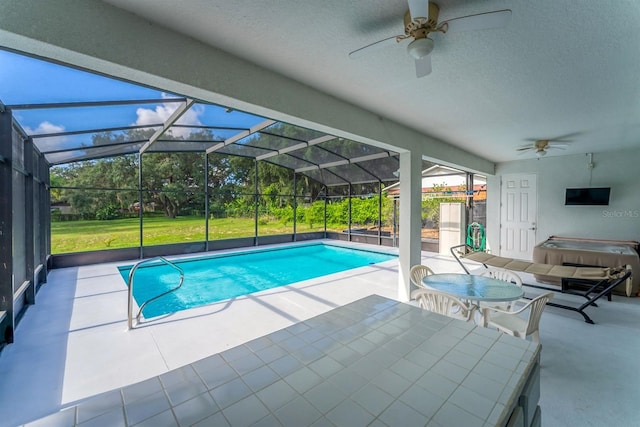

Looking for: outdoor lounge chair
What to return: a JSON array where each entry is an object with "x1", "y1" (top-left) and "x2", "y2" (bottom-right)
[{"x1": 451, "y1": 244, "x2": 633, "y2": 324}]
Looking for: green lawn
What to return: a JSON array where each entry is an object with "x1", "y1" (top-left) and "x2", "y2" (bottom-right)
[{"x1": 51, "y1": 216, "x2": 332, "y2": 253}]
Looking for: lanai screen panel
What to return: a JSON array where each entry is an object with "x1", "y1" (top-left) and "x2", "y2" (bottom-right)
[
  {"x1": 262, "y1": 154, "x2": 316, "y2": 171},
  {"x1": 216, "y1": 143, "x2": 272, "y2": 159},
  {"x1": 261, "y1": 124, "x2": 327, "y2": 143},
  {"x1": 160, "y1": 128, "x2": 236, "y2": 142},
  {"x1": 323, "y1": 163, "x2": 379, "y2": 185},
  {"x1": 317, "y1": 138, "x2": 390, "y2": 158},
  {"x1": 44, "y1": 142, "x2": 145, "y2": 164},
  {"x1": 33, "y1": 127, "x2": 159, "y2": 154},
  {"x1": 265, "y1": 146, "x2": 345, "y2": 170},
  {"x1": 299, "y1": 168, "x2": 349, "y2": 187},
  {"x1": 241, "y1": 132, "x2": 302, "y2": 152},
  {"x1": 291, "y1": 145, "x2": 346, "y2": 165},
  {"x1": 148, "y1": 140, "x2": 217, "y2": 152},
  {"x1": 355, "y1": 157, "x2": 400, "y2": 182}
]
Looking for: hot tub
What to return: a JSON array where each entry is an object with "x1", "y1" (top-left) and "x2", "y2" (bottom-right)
[{"x1": 532, "y1": 236, "x2": 639, "y2": 296}]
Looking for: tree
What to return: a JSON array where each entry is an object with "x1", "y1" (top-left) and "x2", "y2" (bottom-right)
[
  {"x1": 49, "y1": 169, "x2": 66, "y2": 203},
  {"x1": 142, "y1": 151, "x2": 205, "y2": 218}
]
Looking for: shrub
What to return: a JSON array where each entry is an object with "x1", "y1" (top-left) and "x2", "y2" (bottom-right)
[{"x1": 95, "y1": 205, "x2": 122, "y2": 220}]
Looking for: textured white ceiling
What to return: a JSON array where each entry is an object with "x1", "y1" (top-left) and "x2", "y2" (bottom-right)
[{"x1": 103, "y1": 0, "x2": 640, "y2": 162}]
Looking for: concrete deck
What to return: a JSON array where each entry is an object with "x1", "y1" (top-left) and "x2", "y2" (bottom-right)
[{"x1": 1, "y1": 242, "x2": 638, "y2": 426}]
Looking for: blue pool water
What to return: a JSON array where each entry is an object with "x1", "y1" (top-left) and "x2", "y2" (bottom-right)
[{"x1": 119, "y1": 244, "x2": 396, "y2": 318}]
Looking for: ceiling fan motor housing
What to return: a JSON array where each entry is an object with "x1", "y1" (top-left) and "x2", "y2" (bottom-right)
[
  {"x1": 535, "y1": 139, "x2": 550, "y2": 150},
  {"x1": 404, "y1": 3, "x2": 440, "y2": 37}
]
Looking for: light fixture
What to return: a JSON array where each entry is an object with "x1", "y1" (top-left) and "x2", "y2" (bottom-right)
[
  {"x1": 536, "y1": 150, "x2": 547, "y2": 157},
  {"x1": 407, "y1": 37, "x2": 434, "y2": 59}
]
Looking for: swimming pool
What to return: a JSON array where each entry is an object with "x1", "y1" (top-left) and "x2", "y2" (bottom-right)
[{"x1": 119, "y1": 243, "x2": 397, "y2": 318}]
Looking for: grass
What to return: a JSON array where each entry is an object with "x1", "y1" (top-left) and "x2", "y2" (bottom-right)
[{"x1": 51, "y1": 216, "x2": 332, "y2": 253}]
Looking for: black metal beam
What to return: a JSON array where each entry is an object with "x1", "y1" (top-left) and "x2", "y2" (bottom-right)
[
  {"x1": 38, "y1": 153, "x2": 49, "y2": 284},
  {"x1": 204, "y1": 153, "x2": 210, "y2": 251},
  {"x1": 293, "y1": 173, "x2": 297, "y2": 241},
  {"x1": 30, "y1": 124, "x2": 162, "y2": 139},
  {"x1": 172, "y1": 124, "x2": 248, "y2": 132},
  {"x1": 6, "y1": 97, "x2": 187, "y2": 110},
  {"x1": 24, "y1": 138, "x2": 35, "y2": 304},
  {"x1": 0, "y1": 107, "x2": 14, "y2": 344},
  {"x1": 254, "y1": 160, "x2": 259, "y2": 245}
]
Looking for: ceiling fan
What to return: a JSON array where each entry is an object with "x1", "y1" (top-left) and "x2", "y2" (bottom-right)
[
  {"x1": 348, "y1": 0, "x2": 512, "y2": 77},
  {"x1": 516, "y1": 138, "x2": 572, "y2": 157}
]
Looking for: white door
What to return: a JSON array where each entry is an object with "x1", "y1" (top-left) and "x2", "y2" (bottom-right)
[{"x1": 500, "y1": 173, "x2": 537, "y2": 259}]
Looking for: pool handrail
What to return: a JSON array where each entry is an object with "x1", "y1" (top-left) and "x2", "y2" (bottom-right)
[{"x1": 127, "y1": 256, "x2": 184, "y2": 330}]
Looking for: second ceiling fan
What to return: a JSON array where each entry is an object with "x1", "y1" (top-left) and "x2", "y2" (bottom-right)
[
  {"x1": 349, "y1": 0, "x2": 512, "y2": 77},
  {"x1": 516, "y1": 133, "x2": 581, "y2": 157}
]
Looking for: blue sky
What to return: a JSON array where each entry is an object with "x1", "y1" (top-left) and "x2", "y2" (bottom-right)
[
  {"x1": 0, "y1": 49, "x2": 165, "y2": 104},
  {"x1": 0, "y1": 49, "x2": 265, "y2": 141}
]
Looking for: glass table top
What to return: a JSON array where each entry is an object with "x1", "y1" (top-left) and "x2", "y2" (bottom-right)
[{"x1": 422, "y1": 273, "x2": 524, "y2": 302}]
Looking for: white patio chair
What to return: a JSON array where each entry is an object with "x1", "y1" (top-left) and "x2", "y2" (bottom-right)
[
  {"x1": 410, "y1": 264, "x2": 436, "y2": 289},
  {"x1": 479, "y1": 268, "x2": 524, "y2": 311},
  {"x1": 484, "y1": 292, "x2": 554, "y2": 344},
  {"x1": 411, "y1": 288, "x2": 476, "y2": 323}
]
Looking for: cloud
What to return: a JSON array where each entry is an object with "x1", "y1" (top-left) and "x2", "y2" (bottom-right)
[
  {"x1": 24, "y1": 121, "x2": 68, "y2": 148},
  {"x1": 24, "y1": 121, "x2": 65, "y2": 135},
  {"x1": 134, "y1": 98, "x2": 204, "y2": 139}
]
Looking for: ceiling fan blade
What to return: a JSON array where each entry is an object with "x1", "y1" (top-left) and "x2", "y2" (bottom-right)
[
  {"x1": 548, "y1": 132, "x2": 581, "y2": 141},
  {"x1": 408, "y1": 0, "x2": 429, "y2": 21},
  {"x1": 526, "y1": 133, "x2": 580, "y2": 143},
  {"x1": 415, "y1": 55, "x2": 432, "y2": 78},
  {"x1": 516, "y1": 147, "x2": 533, "y2": 151},
  {"x1": 349, "y1": 35, "x2": 402, "y2": 59},
  {"x1": 549, "y1": 144, "x2": 569, "y2": 149},
  {"x1": 441, "y1": 9, "x2": 511, "y2": 33}
]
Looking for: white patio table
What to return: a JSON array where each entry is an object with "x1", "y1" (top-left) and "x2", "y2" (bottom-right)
[{"x1": 422, "y1": 273, "x2": 525, "y2": 325}]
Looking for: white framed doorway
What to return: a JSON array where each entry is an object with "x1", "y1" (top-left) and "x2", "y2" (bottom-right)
[{"x1": 500, "y1": 173, "x2": 538, "y2": 259}]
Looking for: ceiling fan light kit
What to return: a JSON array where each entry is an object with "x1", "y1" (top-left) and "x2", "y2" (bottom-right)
[
  {"x1": 349, "y1": 1, "x2": 511, "y2": 78},
  {"x1": 407, "y1": 37, "x2": 434, "y2": 59}
]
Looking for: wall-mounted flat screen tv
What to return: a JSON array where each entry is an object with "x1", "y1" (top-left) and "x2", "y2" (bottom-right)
[{"x1": 565, "y1": 187, "x2": 611, "y2": 206}]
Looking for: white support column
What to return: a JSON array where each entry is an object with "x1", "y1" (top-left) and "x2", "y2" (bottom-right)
[{"x1": 398, "y1": 150, "x2": 423, "y2": 301}]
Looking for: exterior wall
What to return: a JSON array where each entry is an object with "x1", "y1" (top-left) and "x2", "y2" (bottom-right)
[{"x1": 486, "y1": 149, "x2": 640, "y2": 254}]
